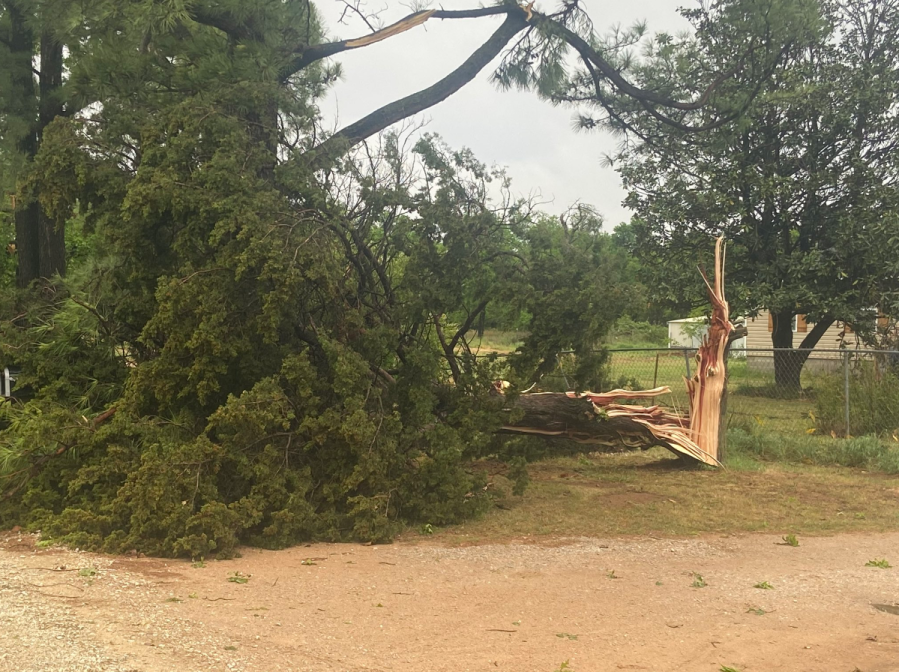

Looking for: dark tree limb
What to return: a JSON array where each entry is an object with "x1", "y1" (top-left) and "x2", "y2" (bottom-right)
[
  {"x1": 433, "y1": 316, "x2": 462, "y2": 384},
  {"x1": 798, "y1": 315, "x2": 836, "y2": 351},
  {"x1": 729, "y1": 324, "x2": 748, "y2": 344},
  {"x1": 307, "y1": 12, "x2": 528, "y2": 164},
  {"x1": 189, "y1": 8, "x2": 257, "y2": 40},
  {"x1": 556, "y1": 18, "x2": 766, "y2": 135},
  {"x1": 449, "y1": 299, "x2": 490, "y2": 352},
  {"x1": 530, "y1": 13, "x2": 721, "y2": 112}
]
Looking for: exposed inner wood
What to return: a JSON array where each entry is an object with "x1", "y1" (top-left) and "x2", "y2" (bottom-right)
[
  {"x1": 500, "y1": 387, "x2": 720, "y2": 466},
  {"x1": 686, "y1": 236, "x2": 733, "y2": 462}
]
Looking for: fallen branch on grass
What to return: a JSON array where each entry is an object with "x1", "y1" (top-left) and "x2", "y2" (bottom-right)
[{"x1": 499, "y1": 386, "x2": 720, "y2": 466}]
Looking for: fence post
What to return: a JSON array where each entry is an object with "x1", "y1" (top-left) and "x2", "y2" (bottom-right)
[
  {"x1": 652, "y1": 353, "x2": 660, "y2": 389},
  {"x1": 683, "y1": 348, "x2": 692, "y2": 380},
  {"x1": 556, "y1": 354, "x2": 571, "y2": 391},
  {"x1": 843, "y1": 350, "x2": 850, "y2": 437}
]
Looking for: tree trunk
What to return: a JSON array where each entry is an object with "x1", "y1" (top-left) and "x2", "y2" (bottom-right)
[
  {"x1": 9, "y1": 12, "x2": 67, "y2": 286},
  {"x1": 500, "y1": 391, "x2": 665, "y2": 451},
  {"x1": 8, "y1": 3, "x2": 40, "y2": 288},
  {"x1": 773, "y1": 349, "x2": 804, "y2": 394},
  {"x1": 498, "y1": 237, "x2": 734, "y2": 467},
  {"x1": 37, "y1": 30, "x2": 66, "y2": 280},
  {"x1": 770, "y1": 309, "x2": 802, "y2": 393},
  {"x1": 685, "y1": 237, "x2": 732, "y2": 462},
  {"x1": 499, "y1": 387, "x2": 720, "y2": 466},
  {"x1": 14, "y1": 202, "x2": 40, "y2": 288}
]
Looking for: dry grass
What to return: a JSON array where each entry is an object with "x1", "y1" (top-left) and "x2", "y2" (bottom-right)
[{"x1": 420, "y1": 448, "x2": 899, "y2": 544}]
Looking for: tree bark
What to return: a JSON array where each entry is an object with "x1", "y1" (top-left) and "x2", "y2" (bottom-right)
[
  {"x1": 500, "y1": 391, "x2": 667, "y2": 452},
  {"x1": 8, "y1": 2, "x2": 40, "y2": 288},
  {"x1": 685, "y1": 237, "x2": 733, "y2": 462},
  {"x1": 770, "y1": 312, "x2": 835, "y2": 394},
  {"x1": 8, "y1": 11, "x2": 67, "y2": 286},
  {"x1": 770, "y1": 309, "x2": 801, "y2": 392},
  {"x1": 499, "y1": 387, "x2": 720, "y2": 465},
  {"x1": 36, "y1": 29, "x2": 66, "y2": 279},
  {"x1": 716, "y1": 325, "x2": 747, "y2": 464}
]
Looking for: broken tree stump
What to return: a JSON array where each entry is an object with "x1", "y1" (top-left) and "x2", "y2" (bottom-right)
[{"x1": 686, "y1": 236, "x2": 732, "y2": 462}]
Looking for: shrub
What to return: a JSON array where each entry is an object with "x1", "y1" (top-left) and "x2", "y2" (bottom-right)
[
  {"x1": 814, "y1": 366, "x2": 899, "y2": 437},
  {"x1": 728, "y1": 427, "x2": 899, "y2": 473},
  {"x1": 1, "y1": 350, "x2": 498, "y2": 557}
]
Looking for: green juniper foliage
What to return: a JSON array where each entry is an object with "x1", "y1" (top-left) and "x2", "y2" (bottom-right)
[
  {"x1": 0, "y1": 0, "x2": 815, "y2": 556},
  {"x1": 0, "y1": 0, "x2": 639, "y2": 556}
]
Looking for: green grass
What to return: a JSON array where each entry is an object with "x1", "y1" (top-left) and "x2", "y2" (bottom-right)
[
  {"x1": 417, "y1": 443, "x2": 899, "y2": 545},
  {"x1": 472, "y1": 330, "x2": 526, "y2": 354},
  {"x1": 603, "y1": 351, "x2": 829, "y2": 434},
  {"x1": 865, "y1": 558, "x2": 892, "y2": 568},
  {"x1": 814, "y1": 365, "x2": 899, "y2": 436},
  {"x1": 607, "y1": 317, "x2": 669, "y2": 349},
  {"x1": 726, "y1": 395, "x2": 815, "y2": 434},
  {"x1": 728, "y1": 427, "x2": 899, "y2": 472}
]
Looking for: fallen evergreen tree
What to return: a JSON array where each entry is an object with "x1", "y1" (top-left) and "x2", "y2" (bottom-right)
[{"x1": 0, "y1": 0, "x2": 809, "y2": 556}]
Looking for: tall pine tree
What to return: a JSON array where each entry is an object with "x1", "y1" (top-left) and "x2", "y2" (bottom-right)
[{"x1": 0, "y1": 0, "x2": 72, "y2": 286}]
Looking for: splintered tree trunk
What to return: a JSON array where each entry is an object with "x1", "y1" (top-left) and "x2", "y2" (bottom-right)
[
  {"x1": 500, "y1": 388, "x2": 685, "y2": 451},
  {"x1": 500, "y1": 387, "x2": 721, "y2": 466},
  {"x1": 685, "y1": 237, "x2": 733, "y2": 462},
  {"x1": 499, "y1": 236, "x2": 735, "y2": 467}
]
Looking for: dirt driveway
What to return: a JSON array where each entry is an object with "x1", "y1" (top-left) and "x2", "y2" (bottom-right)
[{"x1": 1, "y1": 531, "x2": 898, "y2": 672}]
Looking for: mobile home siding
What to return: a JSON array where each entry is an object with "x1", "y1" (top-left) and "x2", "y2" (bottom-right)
[{"x1": 744, "y1": 310, "x2": 855, "y2": 354}]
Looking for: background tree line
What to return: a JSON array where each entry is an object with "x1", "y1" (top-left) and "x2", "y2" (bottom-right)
[{"x1": 603, "y1": 0, "x2": 899, "y2": 388}]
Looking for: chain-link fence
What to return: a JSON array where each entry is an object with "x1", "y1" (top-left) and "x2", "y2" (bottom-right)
[{"x1": 588, "y1": 347, "x2": 899, "y2": 439}]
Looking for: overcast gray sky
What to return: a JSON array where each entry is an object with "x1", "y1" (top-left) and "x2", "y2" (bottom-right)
[{"x1": 317, "y1": 0, "x2": 693, "y2": 227}]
